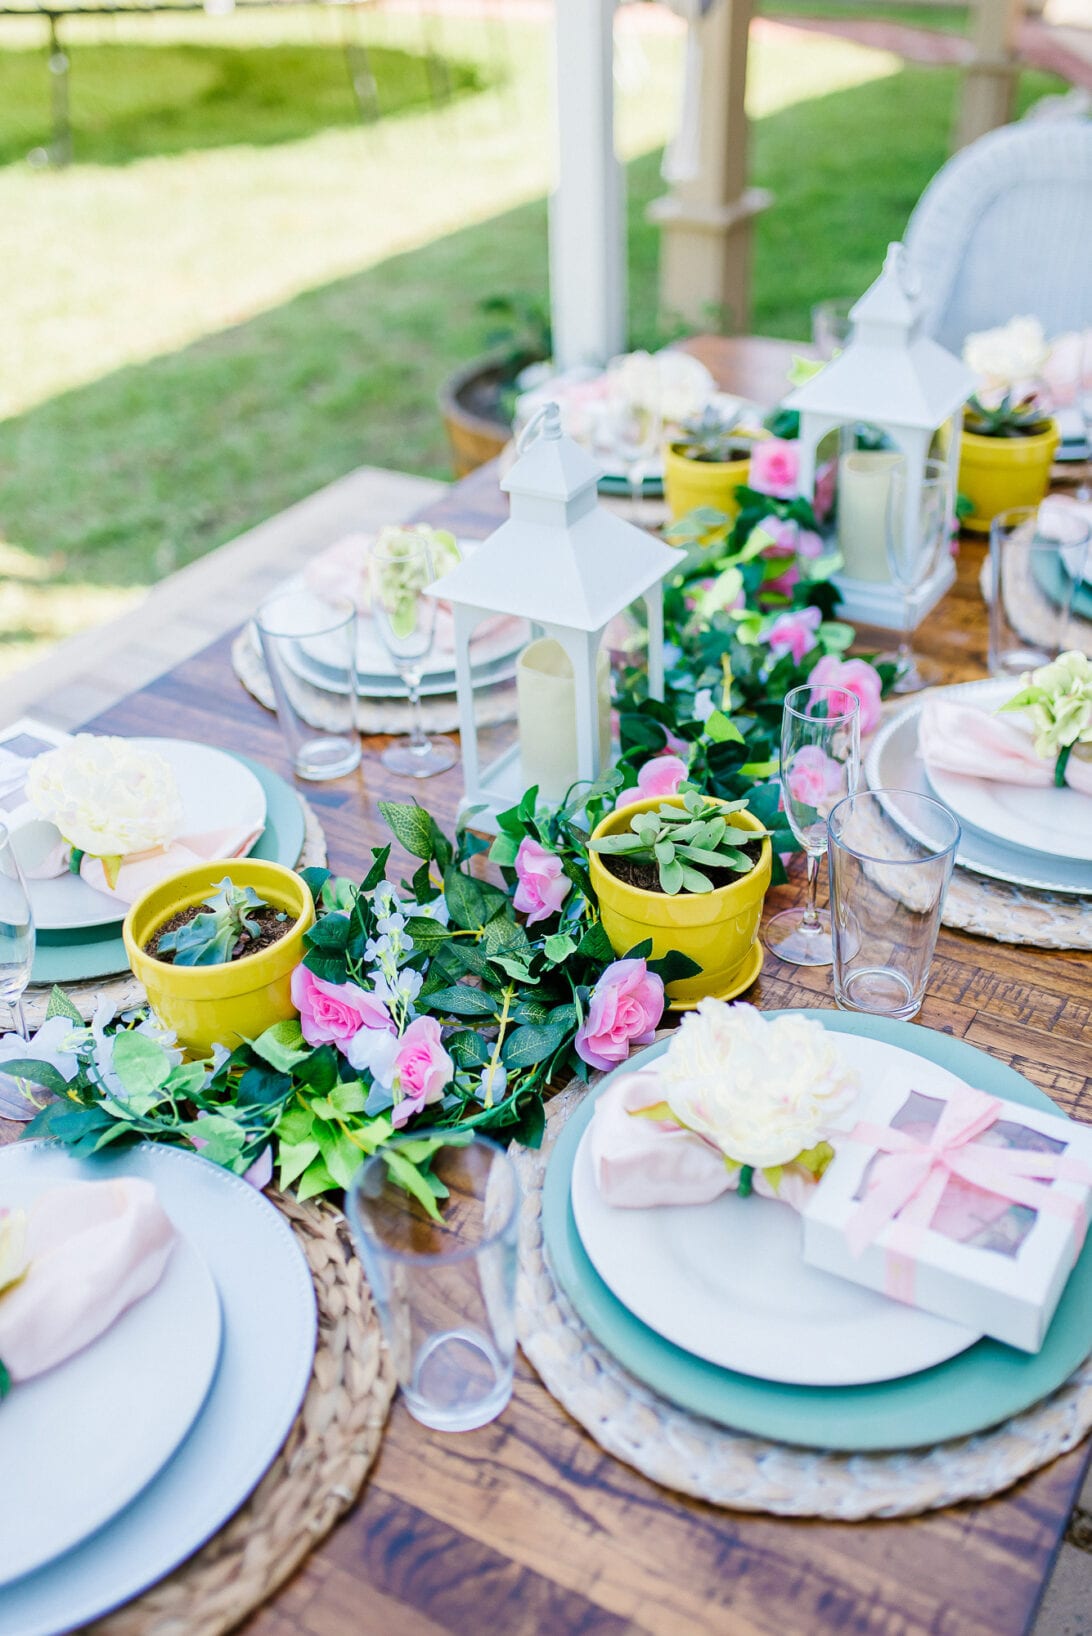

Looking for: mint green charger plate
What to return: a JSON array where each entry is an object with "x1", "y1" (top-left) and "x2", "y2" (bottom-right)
[
  {"x1": 30, "y1": 754, "x2": 306, "y2": 987},
  {"x1": 542, "y1": 1010, "x2": 1092, "y2": 1452}
]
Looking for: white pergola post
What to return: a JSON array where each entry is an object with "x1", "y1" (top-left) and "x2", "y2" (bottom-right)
[{"x1": 549, "y1": 0, "x2": 626, "y2": 372}]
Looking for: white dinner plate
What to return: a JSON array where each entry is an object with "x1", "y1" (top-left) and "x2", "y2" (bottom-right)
[
  {"x1": 20, "y1": 740, "x2": 267, "y2": 934},
  {"x1": 570, "y1": 1032, "x2": 980, "y2": 1387},
  {"x1": 0, "y1": 1153, "x2": 222, "y2": 1587},
  {"x1": 866, "y1": 682, "x2": 1092, "y2": 896},
  {"x1": 0, "y1": 1142, "x2": 315, "y2": 1634},
  {"x1": 284, "y1": 633, "x2": 524, "y2": 700}
]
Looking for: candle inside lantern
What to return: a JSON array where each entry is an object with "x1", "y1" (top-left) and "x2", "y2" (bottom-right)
[
  {"x1": 516, "y1": 638, "x2": 611, "y2": 804},
  {"x1": 837, "y1": 450, "x2": 901, "y2": 582}
]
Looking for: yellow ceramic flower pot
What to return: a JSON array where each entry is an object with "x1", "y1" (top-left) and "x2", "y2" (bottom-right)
[
  {"x1": 662, "y1": 442, "x2": 751, "y2": 525},
  {"x1": 957, "y1": 422, "x2": 1060, "y2": 534},
  {"x1": 123, "y1": 859, "x2": 315, "y2": 1057},
  {"x1": 589, "y1": 797, "x2": 771, "y2": 1008}
]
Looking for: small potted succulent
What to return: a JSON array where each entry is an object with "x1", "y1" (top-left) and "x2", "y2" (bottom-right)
[
  {"x1": 957, "y1": 390, "x2": 1060, "y2": 532},
  {"x1": 663, "y1": 407, "x2": 756, "y2": 524},
  {"x1": 587, "y1": 789, "x2": 771, "y2": 1007},
  {"x1": 123, "y1": 859, "x2": 314, "y2": 1055}
]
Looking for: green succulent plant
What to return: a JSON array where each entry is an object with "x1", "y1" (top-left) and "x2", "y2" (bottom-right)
[
  {"x1": 964, "y1": 391, "x2": 1053, "y2": 439},
  {"x1": 156, "y1": 877, "x2": 280, "y2": 966},
  {"x1": 674, "y1": 406, "x2": 751, "y2": 465},
  {"x1": 590, "y1": 789, "x2": 767, "y2": 895}
]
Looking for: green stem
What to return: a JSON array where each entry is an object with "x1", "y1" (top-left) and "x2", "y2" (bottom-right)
[
  {"x1": 482, "y1": 985, "x2": 514, "y2": 1108},
  {"x1": 738, "y1": 1164, "x2": 754, "y2": 1199},
  {"x1": 68, "y1": 846, "x2": 84, "y2": 875},
  {"x1": 1055, "y1": 743, "x2": 1073, "y2": 789}
]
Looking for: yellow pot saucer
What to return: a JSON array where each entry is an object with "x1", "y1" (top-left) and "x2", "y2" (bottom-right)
[{"x1": 667, "y1": 938, "x2": 764, "y2": 1013}]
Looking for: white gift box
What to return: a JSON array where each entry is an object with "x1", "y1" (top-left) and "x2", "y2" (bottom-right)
[{"x1": 802, "y1": 1080, "x2": 1092, "y2": 1353}]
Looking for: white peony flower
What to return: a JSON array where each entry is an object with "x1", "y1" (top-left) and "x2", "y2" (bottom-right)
[
  {"x1": 27, "y1": 736, "x2": 183, "y2": 863},
  {"x1": 660, "y1": 1001, "x2": 858, "y2": 1169},
  {"x1": 999, "y1": 649, "x2": 1092, "y2": 759},
  {"x1": 963, "y1": 317, "x2": 1051, "y2": 391},
  {"x1": 614, "y1": 349, "x2": 715, "y2": 427}
]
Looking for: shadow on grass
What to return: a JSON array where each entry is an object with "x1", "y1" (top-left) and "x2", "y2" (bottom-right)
[{"x1": 0, "y1": 41, "x2": 489, "y2": 168}]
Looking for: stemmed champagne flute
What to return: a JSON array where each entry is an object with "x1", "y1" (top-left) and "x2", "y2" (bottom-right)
[
  {"x1": 884, "y1": 455, "x2": 951, "y2": 694},
  {"x1": 0, "y1": 822, "x2": 34, "y2": 1038},
  {"x1": 369, "y1": 529, "x2": 457, "y2": 779},
  {"x1": 764, "y1": 684, "x2": 860, "y2": 968},
  {"x1": 604, "y1": 353, "x2": 662, "y2": 515},
  {"x1": 1078, "y1": 330, "x2": 1092, "y2": 505}
]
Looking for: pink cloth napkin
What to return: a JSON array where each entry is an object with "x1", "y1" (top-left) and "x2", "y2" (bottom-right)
[
  {"x1": 919, "y1": 697, "x2": 1092, "y2": 797},
  {"x1": 0, "y1": 1179, "x2": 176, "y2": 1384},
  {"x1": 591, "y1": 1069, "x2": 812, "y2": 1212}
]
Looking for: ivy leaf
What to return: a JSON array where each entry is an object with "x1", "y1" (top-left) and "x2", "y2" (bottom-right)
[
  {"x1": 0, "y1": 1358, "x2": 10, "y2": 1400},
  {"x1": 327, "y1": 1080, "x2": 369, "y2": 1116},
  {"x1": 0, "y1": 1058, "x2": 73, "y2": 1097},
  {"x1": 302, "y1": 946, "x2": 348, "y2": 984},
  {"x1": 381, "y1": 1148, "x2": 442, "y2": 1221},
  {"x1": 443, "y1": 867, "x2": 508, "y2": 932},
  {"x1": 305, "y1": 914, "x2": 350, "y2": 951},
  {"x1": 488, "y1": 832, "x2": 520, "y2": 868},
  {"x1": 322, "y1": 1129, "x2": 366, "y2": 1191},
  {"x1": 543, "y1": 933, "x2": 577, "y2": 965},
  {"x1": 24, "y1": 1099, "x2": 116, "y2": 1145},
  {"x1": 179, "y1": 1113, "x2": 246, "y2": 1167},
  {"x1": 419, "y1": 985, "x2": 498, "y2": 1018},
  {"x1": 236, "y1": 1063, "x2": 292, "y2": 1109},
  {"x1": 502, "y1": 1021, "x2": 570, "y2": 1069},
  {"x1": 647, "y1": 949, "x2": 702, "y2": 984},
  {"x1": 278, "y1": 1138, "x2": 321, "y2": 1190},
  {"x1": 378, "y1": 801, "x2": 435, "y2": 861},
  {"x1": 112, "y1": 1032, "x2": 172, "y2": 1103},
  {"x1": 361, "y1": 845, "x2": 392, "y2": 894},
  {"x1": 705, "y1": 710, "x2": 745, "y2": 745},
  {"x1": 295, "y1": 1045, "x2": 339, "y2": 1094},
  {"x1": 252, "y1": 1019, "x2": 310, "y2": 1074},
  {"x1": 576, "y1": 921, "x2": 614, "y2": 964},
  {"x1": 277, "y1": 1104, "x2": 315, "y2": 1144},
  {"x1": 489, "y1": 954, "x2": 535, "y2": 983},
  {"x1": 481, "y1": 912, "x2": 531, "y2": 959},
  {"x1": 44, "y1": 985, "x2": 84, "y2": 1025},
  {"x1": 295, "y1": 1154, "x2": 339, "y2": 1202},
  {"x1": 298, "y1": 866, "x2": 331, "y2": 900}
]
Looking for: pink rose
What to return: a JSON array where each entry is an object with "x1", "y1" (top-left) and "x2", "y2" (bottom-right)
[
  {"x1": 813, "y1": 458, "x2": 837, "y2": 523},
  {"x1": 390, "y1": 1016, "x2": 454, "y2": 1128},
  {"x1": 513, "y1": 836, "x2": 571, "y2": 926},
  {"x1": 760, "y1": 562, "x2": 800, "y2": 603},
  {"x1": 786, "y1": 744, "x2": 845, "y2": 808},
  {"x1": 615, "y1": 752, "x2": 689, "y2": 811},
  {"x1": 576, "y1": 958, "x2": 665, "y2": 1071},
  {"x1": 291, "y1": 964, "x2": 394, "y2": 1051},
  {"x1": 797, "y1": 528, "x2": 825, "y2": 560},
  {"x1": 765, "y1": 607, "x2": 822, "y2": 666},
  {"x1": 757, "y1": 515, "x2": 797, "y2": 557},
  {"x1": 749, "y1": 438, "x2": 799, "y2": 500},
  {"x1": 808, "y1": 655, "x2": 884, "y2": 735}
]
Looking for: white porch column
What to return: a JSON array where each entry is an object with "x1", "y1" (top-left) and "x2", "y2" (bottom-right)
[{"x1": 549, "y1": 0, "x2": 626, "y2": 372}]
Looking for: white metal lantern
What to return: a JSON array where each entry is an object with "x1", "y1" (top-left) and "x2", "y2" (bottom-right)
[
  {"x1": 783, "y1": 242, "x2": 977, "y2": 630},
  {"x1": 428, "y1": 404, "x2": 679, "y2": 831}
]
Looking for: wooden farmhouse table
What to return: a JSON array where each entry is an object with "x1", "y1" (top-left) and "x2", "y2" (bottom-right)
[{"x1": 11, "y1": 339, "x2": 1092, "y2": 1636}]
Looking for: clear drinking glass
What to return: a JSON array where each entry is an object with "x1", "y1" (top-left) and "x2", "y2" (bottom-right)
[
  {"x1": 811, "y1": 297, "x2": 854, "y2": 360},
  {"x1": 828, "y1": 790, "x2": 959, "y2": 1020},
  {"x1": 884, "y1": 455, "x2": 951, "y2": 694},
  {"x1": 1079, "y1": 331, "x2": 1092, "y2": 504},
  {"x1": 765, "y1": 683, "x2": 860, "y2": 968},
  {"x1": 0, "y1": 823, "x2": 34, "y2": 1037},
  {"x1": 988, "y1": 503, "x2": 1090, "y2": 677},
  {"x1": 369, "y1": 530, "x2": 457, "y2": 778},
  {"x1": 347, "y1": 1136, "x2": 520, "y2": 1433},
  {"x1": 604, "y1": 352, "x2": 663, "y2": 512},
  {"x1": 257, "y1": 591, "x2": 362, "y2": 782}
]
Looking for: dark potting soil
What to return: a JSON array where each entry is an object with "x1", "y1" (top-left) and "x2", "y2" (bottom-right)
[
  {"x1": 147, "y1": 905, "x2": 292, "y2": 964},
  {"x1": 602, "y1": 836, "x2": 763, "y2": 895}
]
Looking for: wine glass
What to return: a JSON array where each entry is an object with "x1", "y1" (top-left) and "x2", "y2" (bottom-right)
[
  {"x1": 603, "y1": 353, "x2": 663, "y2": 515},
  {"x1": 764, "y1": 683, "x2": 860, "y2": 968},
  {"x1": 1078, "y1": 330, "x2": 1092, "y2": 505},
  {"x1": 884, "y1": 455, "x2": 951, "y2": 695},
  {"x1": 0, "y1": 822, "x2": 35, "y2": 1037},
  {"x1": 369, "y1": 529, "x2": 457, "y2": 779}
]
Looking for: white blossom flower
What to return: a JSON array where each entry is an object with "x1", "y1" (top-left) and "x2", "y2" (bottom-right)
[
  {"x1": 660, "y1": 1001, "x2": 858, "y2": 1169},
  {"x1": 415, "y1": 895, "x2": 449, "y2": 927},
  {"x1": 1000, "y1": 650, "x2": 1092, "y2": 759},
  {"x1": 376, "y1": 910, "x2": 406, "y2": 937},
  {"x1": 963, "y1": 317, "x2": 1051, "y2": 391},
  {"x1": 26, "y1": 736, "x2": 183, "y2": 863},
  {"x1": 0, "y1": 1015, "x2": 82, "y2": 1121}
]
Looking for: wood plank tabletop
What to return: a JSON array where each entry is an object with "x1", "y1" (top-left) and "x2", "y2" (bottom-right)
[{"x1": 10, "y1": 339, "x2": 1092, "y2": 1636}]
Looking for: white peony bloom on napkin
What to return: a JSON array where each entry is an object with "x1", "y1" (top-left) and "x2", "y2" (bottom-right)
[
  {"x1": 26, "y1": 736, "x2": 183, "y2": 878},
  {"x1": 660, "y1": 1002, "x2": 858, "y2": 1169}
]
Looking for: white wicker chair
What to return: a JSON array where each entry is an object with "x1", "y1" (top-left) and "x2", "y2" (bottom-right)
[{"x1": 904, "y1": 118, "x2": 1092, "y2": 352}]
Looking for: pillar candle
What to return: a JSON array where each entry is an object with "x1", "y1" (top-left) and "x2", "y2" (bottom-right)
[
  {"x1": 837, "y1": 450, "x2": 901, "y2": 583},
  {"x1": 516, "y1": 638, "x2": 612, "y2": 804}
]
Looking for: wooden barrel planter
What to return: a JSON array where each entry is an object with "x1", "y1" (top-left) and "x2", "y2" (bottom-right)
[{"x1": 437, "y1": 351, "x2": 542, "y2": 477}]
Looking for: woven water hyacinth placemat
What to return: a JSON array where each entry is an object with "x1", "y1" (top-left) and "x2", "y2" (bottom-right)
[
  {"x1": 21, "y1": 791, "x2": 328, "y2": 1029},
  {"x1": 90, "y1": 1191, "x2": 395, "y2": 1636},
  {"x1": 515, "y1": 1085, "x2": 1092, "y2": 1521}
]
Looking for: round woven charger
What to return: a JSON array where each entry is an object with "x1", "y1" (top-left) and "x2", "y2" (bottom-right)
[
  {"x1": 21, "y1": 791, "x2": 328, "y2": 1029},
  {"x1": 89, "y1": 1191, "x2": 396, "y2": 1636},
  {"x1": 515, "y1": 1084, "x2": 1092, "y2": 1520},
  {"x1": 977, "y1": 550, "x2": 1092, "y2": 658},
  {"x1": 232, "y1": 626, "x2": 517, "y2": 736}
]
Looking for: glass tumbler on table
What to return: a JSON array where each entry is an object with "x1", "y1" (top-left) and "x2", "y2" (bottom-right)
[
  {"x1": 811, "y1": 297, "x2": 854, "y2": 361},
  {"x1": 256, "y1": 591, "x2": 362, "y2": 782},
  {"x1": 827, "y1": 790, "x2": 960, "y2": 1021},
  {"x1": 347, "y1": 1136, "x2": 520, "y2": 1433},
  {"x1": 988, "y1": 503, "x2": 1090, "y2": 677},
  {"x1": 0, "y1": 822, "x2": 34, "y2": 1037},
  {"x1": 764, "y1": 683, "x2": 860, "y2": 969},
  {"x1": 884, "y1": 455, "x2": 951, "y2": 694},
  {"x1": 369, "y1": 529, "x2": 457, "y2": 778}
]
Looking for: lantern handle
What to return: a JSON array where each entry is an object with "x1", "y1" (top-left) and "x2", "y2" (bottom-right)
[{"x1": 517, "y1": 401, "x2": 563, "y2": 453}]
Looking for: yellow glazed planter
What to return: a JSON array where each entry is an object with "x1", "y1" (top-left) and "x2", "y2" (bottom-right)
[
  {"x1": 123, "y1": 859, "x2": 315, "y2": 1057},
  {"x1": 662, "y1": 442, "x2": 751, "y2": 525},
  {"x1": 957, "y1": 422, "x2": 1060, "y2": 534},
  {"x1": 589, "y1": 797, "x2": 771, "y2": 1008}
]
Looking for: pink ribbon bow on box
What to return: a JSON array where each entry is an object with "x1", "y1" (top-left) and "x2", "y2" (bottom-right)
[{"x1": 846, "y1": 1085, "x2": 1092, "y2": 1260}]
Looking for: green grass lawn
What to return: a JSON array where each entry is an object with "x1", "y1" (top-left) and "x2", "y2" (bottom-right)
[{"x1": 0, "y1": 8, "x2": 1064, "y2": 671}]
